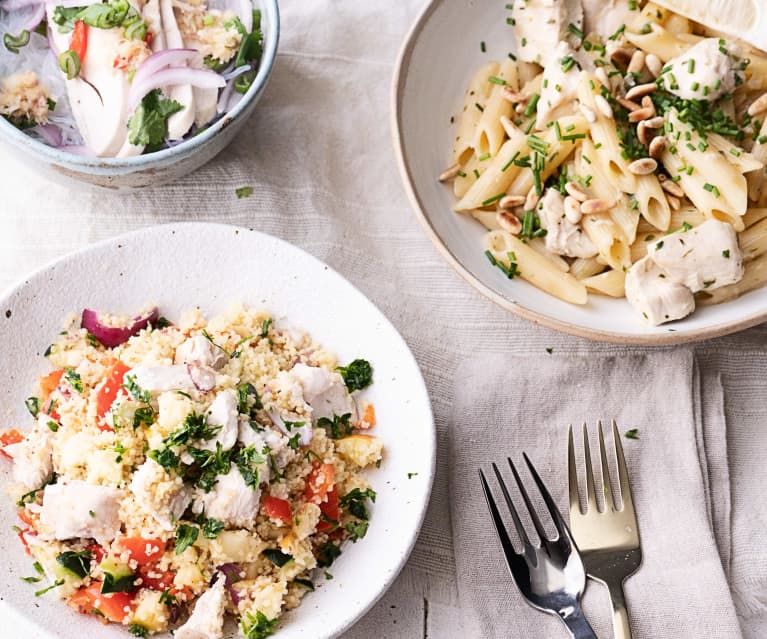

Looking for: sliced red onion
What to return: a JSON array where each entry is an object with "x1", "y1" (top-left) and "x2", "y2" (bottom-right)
[
  {"x1": 216, "y1": 81, "x2": 235, "y2": 114},
  {"x1": 132, "y1": 48, "x2": 198, "y2": 88},
  {"x1": 129, "y1": 66, "x2": 225, "y2": 110},
  {"x1": 218, "y1": 563, "x2": 244, "y2": 605},
  {"x1": 35, "y1": 123, "x2": 62, "y2": 147},
  {"x1": 186, "y1": 363, "x2": 216, "y2": 392},
  {"x1": 81, "y1": 307, "x2": 159, "y2": 347},
  {"x1": 223, "y1": 64, "x2": 250, "y2": 81},
  {"x1": 268, "y1": 410, "x2": 313, "y2": 446}
]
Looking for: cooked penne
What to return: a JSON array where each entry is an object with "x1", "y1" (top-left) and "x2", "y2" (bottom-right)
[
  {"x1": 473, "y1": 59, "x2": 518, "y2": 157},
  {"x1": 452, "y1": 61, "x2": 499, "y2": 165},
  {"x1": 583, "y1": 269, "x2": 626, "y2": 297}
]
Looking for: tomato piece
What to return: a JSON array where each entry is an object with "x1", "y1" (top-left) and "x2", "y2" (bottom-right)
[
  {"x1": 304, "y1": 462, "x2": 335, "y2": 505},
  {"x1": 39, "y1": 370, "x2": 64, "y2": 400},
  {"x1": 69, "y1": 582, "x2": 134, "y2": 622},
  {"x1": 261, "y1": 495, "x2": 292, "y2": 524},
  {"x1": 137, "y1": 565, "x2": 175, "y2": 591},
  {"x1": 118, "y1": 537, "x2": 166, "y2": 565},
  {"x1": 69, "y1": 20, "x2": 87, "y2": 62},
  {"x1": 0, "y1": 429, "x2": 24, "y2": 460},
  {"x1": 358, "y1": 403, "x2": 376, "y2": 429},
  {"x1": 86, "y1": 543, "x2": 106, "y2": 564},
  {"x1": 316, "y1": 486, "x2": 339, "y2": 533},
  {"x1": 96, "y1": 361, "x2": 131, "y2": 430}
]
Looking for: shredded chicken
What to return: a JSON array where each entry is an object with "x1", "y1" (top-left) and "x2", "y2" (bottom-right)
[{"x1": 0, "y1": 71, "x2": 51, "y2": 126}]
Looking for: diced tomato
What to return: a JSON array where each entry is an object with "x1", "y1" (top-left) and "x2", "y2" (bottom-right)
[
  {"x1": 261, "y1": 495, "x2": 292, "y2": 524},
  {"x1": 0, "y1": 429, "x2": 23, "y2": 460},
  {"x1": 358, "y1": 403, "x2": 376, "y2": 429},
  {"x1": 117, "y1": 537, "x2": 166, "y2": 565},
  {"x1": 304, "y1": 462, "x2": 335, "y2": 505},
  {"x1": 137, "y1": 565, "x2": 175, "y2": 591},
  {"x1": 16, "y1": 528, "x2": 33, "y2": 556},
  {"x1": 39, "y1": 370, "x2": 64, "y2": 400},
  {"x1": 86, "y1": 543, "x2": 107, "y2": 564},
  {"x1": 18, "y1": 508, "x2": 38, "y2": 530},
  {"x1": 96, "y1": 361, "x2": 131, "y2": 430},
  {"x1": 144, "y1": 30, "x2": 153, "y2": 46},
  {"x1": 68, "y1": 582, "x2": 134, "y2": 623},
  {"x1": 316, "y1": 486, "x2": 339, "y2": 533},
  {"x1": 41, "y1": 398, "x2": 60, "y2": 422},
  {"x1": 69, "y1": 20, "x2": 87, "y2": 62}
]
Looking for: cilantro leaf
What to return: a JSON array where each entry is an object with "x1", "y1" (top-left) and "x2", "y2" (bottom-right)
[{"x1": 127, "y1": 89, "x2": 183, "y2": 148}]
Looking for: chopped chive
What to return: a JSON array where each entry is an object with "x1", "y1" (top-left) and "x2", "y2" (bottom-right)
[
  {"x1": 481, "y1": 193, "x2": 505, "y2": 206},
  {"x1": 524, "y1": 93, "x2": 540, "y2": 118}
]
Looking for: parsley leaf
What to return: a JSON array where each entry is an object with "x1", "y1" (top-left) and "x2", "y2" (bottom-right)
[
  {"x1": 56, "y1": 550, "x2": 92, "y2": 578},
  {"x1": 624, "y1": 428, "x2": 639, "y2": 440},
  {"x1": 174, "y1": 523, "x2": 199, "y2": 554},
  {"x1": 339, "y1": 488, "x2": 376, "y2": 520},
  {"x1": 122, "y1": 374, "x2": 152, "y2": 403},
  {"x1": 335, "y1": 359, "x2": 373, "y2": 392},
  {"x1": 127, "y1": 89, "x2": 183, "y2": 148},
  {"x1": 236, "y1": 186, "x2": 253, "y2": 199},
  {"x1": 64, "y1": 368, "x2": 83, "y2": 393},
  {"x1": 25, "y1": 396, "x2": 40, "y2": 417},
  {"x1": 345, "y1": 520, "x2": 369, "y2": 542},
  {"x1": 240, "y1": 610, "x2": 278, "y2": 639},
  {"x1": 317, "y1": 413, "x2": 353, "y2": 439},
  {"x1": 315, "y1": 541, "x2": 341, "y2": 568},
  {"x1": 262, "y1": 548, "x2": 293, "y2": 567},
  {"x1": 235, "y1": 445, "x2": 264, "y2": 489},
  {"x1": 202, "y1": 517, "x2": 224, "y2": 539}
]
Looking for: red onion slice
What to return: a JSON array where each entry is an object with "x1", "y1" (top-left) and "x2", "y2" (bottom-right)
[
  {"x1": 217, "y1": 65, "x2": 250, "y2": 113},
  {"x1": 129, "y1": 66, "x2": 226, "y2": 111},
  {"x1": 186, "y1": 363, "x2": 216, "y2": 392},
  {"x1": 218, "y1": 563, "x2": 244, "y2": 604},
  {"x1": 81, "y1": 307, "x2": 159, "y2": 347},
  {"x1": 132, "y1": 48, "x2": 198, "y2": 88}
]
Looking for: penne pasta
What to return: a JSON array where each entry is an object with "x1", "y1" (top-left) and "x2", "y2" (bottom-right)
[
  {"x1": 452, "y1": 61, "x2": 499, "y2": 165},
  {"x1": 473, "y1": 59, "x2": 518, "y2": 157},
  {"x1": 583, "y1": 269, "x2": 626, "y2": 298}
]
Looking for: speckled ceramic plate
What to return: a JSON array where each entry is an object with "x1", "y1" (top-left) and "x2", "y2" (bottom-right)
[
  {"x1": 391, "y1": 0, "x2": 767, "y2": 344},
  {"x1": 0, "y1": 223, "x2": 435, "y2": 638}
]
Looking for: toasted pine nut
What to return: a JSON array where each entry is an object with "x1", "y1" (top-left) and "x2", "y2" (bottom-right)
[
  {"x1": 641, "y1": 95, "x2": 656, "y2": 113},
  {"x1": 564, "y1": 196, "x2": 582, "y2": 223},
  {"x1": 625, "y1": 83, "x2": 657, "y2": 101},
  {"x1": 609, "y1": 47, "x2": 633, "y2": 66},
  {"x1": 595, "y1": 68, "x2": 611, "y2": 88},
  {"x1": 499, "y1": 194, "x2": 525, "y2": 209},
  {"x1": 502, "y1": 86, "x2": 527, "y2": 103},
  {"x1": 628, "y1": 158, "x2": 658, "y2": 175},
  {"x1": 643, "y1": 116, "x2": 665, "y2": 129},
  {"x1": 579, "y1": 104, "x2": 597, "y2": 123},
  {"x1": 645, "y1": 53, "x2": 663, "y2": 77},
  {"x1": 617, "y1": 97, "x2": 641, "y2": 111},
  {"x1": 628, "y1": 106, "x2": 654, "y2": 123},
  {"x1": 661, "y1": 179, "x2": 685, "y2": 197},
  {"x1": 525, "y1": 187, "x2": 540, "y2": 211},
  {"x1": 627, "y1": 50, "x2": 646, "y2": 75},
  {"x1": 565, "y1": 181, "x2": 588, "y2": 202},
  {"x1": 500, "y1": 115, "x2": 517, "y2": 138},
  {"x1": 748, "y1": 92, "x2": 767, "y2": 117},
  {"x1": 496, "y1": 210, "x2": 522, "y2": 234},
  {"x1": 637, "y1": 121, "x2": 649, "y2": 145},
  {"x1": 439, "y1": 163, "x2": 460, "y2": 181},
  {"x1": 666, "y1": 194, "x2": 681, "y2": 210},
  {"x1": 595, "y1": 94, "x2": 614, "y2": 119},
  {"x1": 581, "y1": 198, "x2": 616, "y2": 214},
  {"x1": 649, "y1": 136, "x2": 666, "y2": 158}
]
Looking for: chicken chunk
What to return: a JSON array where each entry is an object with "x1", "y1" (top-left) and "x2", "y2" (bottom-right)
[
  {"x1": 238, "y1": 421, "x2": 294, "y2": 480},
  {"x1": 290, "y1": 363, "x2": 357, "y2": 424},
  {"x1": 0, "y1": 71, "x2": 51, "y2": 126},
  {"x1": 175, "y1": 335, "x2": 227, "y2": 370},
  {"x1": 174, "y1": 574, "x2": 227, "y2": 639},
  {"x1": 582, "y1": 0, "x2": 637, "y2": 41},
  {"x1": 536, "y1": 42, "x2": 586, "y2": 128},
  {"x1": 129, "y1": 365, "x2": 198, "y2": 393},
  {"x1": 625, "y1": 255, "x2": 696, "y2": 325},
  {"x1": 661, "y1": 38, "x2": 743, "y2": 102},
  {"x1": 4, "y1": 414, "x2": 55, "y2": 490},
  {"x1": 129, "y1": 459, "x2": 192, "y2": 531},
  {"x1": 39, "y1": 481, "x2": 123, "y2": 545},
  {"x1": 511, "y1": 0, "x2": 583, "y2": 66},
  {"x1": 538, "y1": 188, "x2": 598, "y2": 258},
  {"x1": 197, "y1": 389, "x2": 239, "y2": 451},
  {"x1": 192, "y1": 466, "x2": 260, "y2": 528}
]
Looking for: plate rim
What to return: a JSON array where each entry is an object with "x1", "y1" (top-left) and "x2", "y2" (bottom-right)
[
  {"x1": 0, "y1": 221, "x2": 437, "y2": 639},
  {"x1": 389, "y1": 0, "x2": 767, "y2": 346}
]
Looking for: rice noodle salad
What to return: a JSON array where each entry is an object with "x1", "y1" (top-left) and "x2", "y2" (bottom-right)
[
  {"x1": 0, "y1": 305, "x2": 383, "y2": 638},
  {"x1": 0, "y1": 0, "x2": 264, "y2": 156}
]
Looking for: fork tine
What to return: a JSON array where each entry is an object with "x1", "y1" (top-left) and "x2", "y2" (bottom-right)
[
  {"x1": 612, "y1": 419, "x2": 635, "y2": 513},
  {"x1": 567, "y1": 424, "x2": 580, "y2": 514},
  {"x1": 479, "y1": 469, "x2": 521, "y2": 562},
  {"x1": 582, "y1": 422, "x2": 598, "y2": 513},
  {"x1": 507, "y1": 457, "x2": 549, "y2": 543},
  {"x1": 598, "y1": 420, "x2": 616, "y2": 511},
  {"x1": 491, "y1": 462, "x2": 533, "y2": 549},
  {"x1": 522, "y1": 452, "x2": 571, "y2": 541}
]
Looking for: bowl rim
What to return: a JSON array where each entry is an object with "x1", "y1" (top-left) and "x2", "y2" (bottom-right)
[
  {"x1": 0, "y1": 0, "x2": 280, "y2": 168},
  {"x1": 389, "y1": 0, "x2": 767, "y2": 346}
]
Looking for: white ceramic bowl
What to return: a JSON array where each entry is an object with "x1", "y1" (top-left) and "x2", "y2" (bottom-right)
[
  {"x1": 0, "y1": 223, "x2": 435, "y2": 638},
  {"x1": 391, "y1": 0, "x2": 767, "y2": 344}
]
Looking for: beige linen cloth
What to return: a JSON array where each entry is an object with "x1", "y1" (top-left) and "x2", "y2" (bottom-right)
[
  {"x1": 449, "y1": 351, "x2": 746, "y2": 638},
  {"x1": 2, "y1": 0, "x2": 767, "y2": 637}
]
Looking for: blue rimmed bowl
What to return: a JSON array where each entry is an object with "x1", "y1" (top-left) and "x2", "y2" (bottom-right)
[{"x1": 0, "y1": 0, "x2": 279, "y2": 189}]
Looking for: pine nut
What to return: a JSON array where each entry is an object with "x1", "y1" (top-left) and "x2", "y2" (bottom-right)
[
  {"x1": 628, "y1": 158, "x2": 658, "y2": 175},
  {"x1": 579, "y1": 104, "x2": 597, "y2": 123},
  {"x1": 565, "y1": 181, "x2": 588, "y2": 202},
  {"x1": 747, "y1": 92, "x2": 767, "y2": 117},
  {"x1": 595, "y1": 94, "x2": 614, "y2": 119},
  {"x1": 502, "y1": 86, "x2": 527, "y2": 103},
  {"x1": 627, "y1": 50, "x2": 646, "y2": 75},
  {"x1": 609, "y1": 47, "x2": 633, "y2": 66},
  {"x1": 641, "y1": 95, "x2": 656, "y2": 113},
  {"x1": 596, "y1": 67, "x2": 611, "y2": 88},
  {"x1": 645, "y1": 53, "x2": 663, "y2": 77},
  {"x1": 628, "y1": 106, "x2": 654, "y2": 123},
  {"x1": 617, "y1": 97, "x2": 641, "y2": 111},
  {"x1": 643, "y1": 116, "x2": 665, "y2": 129},
  {"x1": 496, "y1": 210, "x2": 522, "y2": 234},
  {"x1": 625, "y1": 83, "x2": 657, "y2": 101},
  {"x1": 564, "y1": 196, "x2": 582, "y2": 223},
  {"x1": 499, "y1": 194, "x2": 525, "y2": 209},
  {"x1": 439, "y1": 163, "x2": 460, "y2": 181},
  {"x1": 525, "y1": 187, "x2": 540, "y2": 211},
  {"x1": 661, "y1": 179, "x2": 684, "y2": 197},
  {"x1": 580, "y1": 198, "x2": 616, "y2": 214},
  {"x1": 666, "y1": 194, "x2": 681, "y2": 210},
  {"x1": 637, "y1": 120, "x2": 649, "y2": 145},
  {"x1": 649, "y1": 136, "x2": 666, "y2": 158}
]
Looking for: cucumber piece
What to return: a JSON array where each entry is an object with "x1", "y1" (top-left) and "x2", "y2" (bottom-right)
[{"x1": 99, "y1": 557, "x2": 136, "y2": 594}]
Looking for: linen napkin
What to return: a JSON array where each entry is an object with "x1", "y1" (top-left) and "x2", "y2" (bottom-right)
[{"x1": 449, "y1": 350, "x2": 742, "y2": 639}]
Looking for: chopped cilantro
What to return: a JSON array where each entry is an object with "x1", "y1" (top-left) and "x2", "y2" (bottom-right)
[{"x1": 127, "y1": 89, "x2": 183, "y2": 149}]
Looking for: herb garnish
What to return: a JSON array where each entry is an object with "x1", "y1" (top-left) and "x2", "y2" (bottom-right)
[
  {"x1": 317, "y1": 413, "x2": 353, "y2": 439},
  {"x1": 624, "y1": 429, "x2": 639, "y2": 440},
  {"x1": 240, "y1": 610, "x2": 278, "y2": 639},
  {"x1": 56, "y1": 550, "x2": 92, "y2": 578},
  {"x1": 174, "y1": 523, "x2": 199, "y2": 554},
  {"x1": 336, "y1": 359, "x2": 373, "y2": 392},
  {"x1": 127, "y1": 89, "x2": 183, "y2": 149},
  {"x1": 262, "y1": 548, "x2": 293, "y2": 567}
]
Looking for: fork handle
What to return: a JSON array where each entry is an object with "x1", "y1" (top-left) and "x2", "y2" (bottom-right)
[
  {"x1": 612, "y1": 605, "x2": 632, "y2": 639},
  {"x1": 560, "y1": 606, "x2": 597, "y2": 639}
]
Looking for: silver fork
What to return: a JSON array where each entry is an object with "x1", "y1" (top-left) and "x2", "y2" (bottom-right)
[
  {"x1": 479, "y1": 454, "x2": 597, "y2": 639},
  {"x1": 568, "y1": 420, "x2": 643, "y2": 639}
]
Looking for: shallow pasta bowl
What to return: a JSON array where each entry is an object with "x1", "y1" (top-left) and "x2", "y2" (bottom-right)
[
  {"x1": 391, "y1": 0, "x2": 767, "y2": 344},
  {"x1": 0, "y1": 0, "x2": 278, "y2": 189},
  {"x1": 0, "y1": 222, "x2": 435, "y2": 638}
]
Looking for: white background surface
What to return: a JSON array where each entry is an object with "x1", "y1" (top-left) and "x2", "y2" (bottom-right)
[{"x1": 1, "y1": 1, "x2": 766, "y2": 637}]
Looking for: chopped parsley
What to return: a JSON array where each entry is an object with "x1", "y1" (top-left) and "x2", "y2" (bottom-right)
[
  {"x1": 315, "y1": 541, "x2": 341, "y2": 568},
  {"x1": 340, "y1": 488, "x2": 376, "y2": 520},
  {"x1": 64, "y1": 368, "x2": 83, "y2": 393},
  {"x1": 24, "y1": 396, "x2": 40, "y2": 417},
  {"x1": 237, "y1": 382, "x2": 263, "y2": 416},
  {"x1": 722, "y1": 249, "x2": 730, "y2": 258},
  {"x1": 240, "y1": 610, "x2": 278, "y2": 639},
  {"x1": 201, "y1": 517, "x2": 224, "y2": 539},
  {"x1": 624, "y1": 428, "x2": 639, "y2": 440},
  {"x1": 174, "y1": 523, "x2": 199, "y2": 555},
  {"x1": 129, "y1": 624, "x2": 149, "y2": 638},
  {"x1": 236, "y1": 186, "x2": 254, "y2": 199},
  {"x1": 317, "y1": 413, "x2": 354, "y2": 439},
  {"x1": 34, "y1": 578, "x2": 64, "y2": 596},
  {"x1": 122, "y1": 374, "x2": 152, "y2": 403},
  {"x1": 262, "y1": 548, "x2": 293, "y2": 567},
  {"x1": 260, "y1": 317, "x2": 272, "y2": 338},
  {"x1": 235, "y1": 444, "x2": 264, "y2": 489},
  {"x1": 336, "y1": 359, "x2": 373, "y2": 392},
  {"x1": 345, "y1": 520, "x2": 369, "y2": 542}
]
